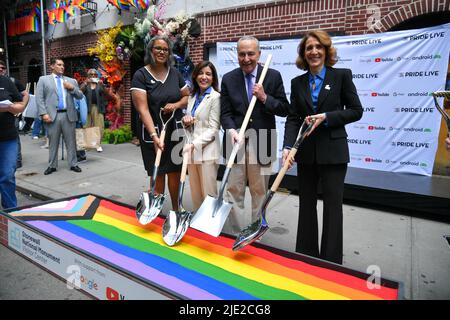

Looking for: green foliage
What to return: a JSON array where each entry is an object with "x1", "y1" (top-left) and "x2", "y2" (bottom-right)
[{"x1": 102, "y1": 124, "x2": 133, "y2": 144}]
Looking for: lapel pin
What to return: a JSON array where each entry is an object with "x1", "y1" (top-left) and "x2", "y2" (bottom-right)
[
  {"x1": 325, "y1": 84, "x2": 331, "y2": 90},
  {"x1": 151, "y1": 80, "x2": 155, "y2": 84}
]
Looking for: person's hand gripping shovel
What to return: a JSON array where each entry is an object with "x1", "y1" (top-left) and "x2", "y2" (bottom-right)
[
  {"x1": 232, "y1": 118, "x2": 315, "y2": 251},
  {"x1": 162, "y1": 122, "x2": 194, "y2": 245},
  {"x1": 189, "y1": 54, "x2": 274, "y2": 237},
  {"x1": 432, "y1": 91, "x2": 450, "y2": 135},
  {"x1": 136, "y1": 109, "x2": 175, "y2": 225}
]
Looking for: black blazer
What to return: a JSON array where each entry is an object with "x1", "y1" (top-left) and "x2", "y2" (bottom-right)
[
  {"x1": 220, "y1": 65, "x2": 289, "y2": 165},
  {"x1": 81, "y1": 83, "x2": 108, "y2": 114},
  {"x1": 283, "y1": 67, "x2": 363, "y2": 164}
]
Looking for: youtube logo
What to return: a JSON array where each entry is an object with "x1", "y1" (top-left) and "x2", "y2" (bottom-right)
[
  {"x1": 371, "y1": 92, "x2": 378, "y2": 97},
  {"x1": 375, "y1": 58, "x2": 381, "y2": 62},
  {"x1": 368, "y1": 126, "x2": 374, "y2": 130},
  {"x1": 106, "y1": 287, "x2": 119, "y2": 300}
]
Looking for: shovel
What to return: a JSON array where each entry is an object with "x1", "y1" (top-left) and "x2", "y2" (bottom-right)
[
  {"x1": 432, "y1": 91, "x2": 450, "y2": 133},
  {"x1": 162, "y1": 124, "x2": 193, "y2": 246},
  {"x1": 232, "y1": 118, "x2": 315, "y2": 251},
  {"x1": 190, "y1": 54, "x2": 274, "y2": 237},
  {"x1": 136, "y1": 109, "x2": 175, "y2": 225}
]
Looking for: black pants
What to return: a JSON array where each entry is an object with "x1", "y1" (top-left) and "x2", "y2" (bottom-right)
[{"x1": 296, "y1": 163, "x2": 347, "y2": 264}]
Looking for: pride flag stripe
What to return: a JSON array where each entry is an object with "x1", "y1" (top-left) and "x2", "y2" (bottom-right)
[
  {"x1": 11, "y1": 195, "x2": 96, "y2": 217},
  {"x1": 28, "y1": 220, "x2": 219, "y2": 300},
  {"x1": 99, "y1": 199, "x2": 397, "y2": 300},
  {"x1": 59, "y1": 220, "x2": 259, "y2": 300},
  {"x1": 96, "y1": 205, "x2": 380, "y2": 300},
  {"x1": 70, "y1": 218, "x2": 304, "y2": 300},
  {"x1": 93, "y1": 212, "x2": 344, "y2": 300}
]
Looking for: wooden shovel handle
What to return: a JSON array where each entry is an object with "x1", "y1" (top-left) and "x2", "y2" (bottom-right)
[
  {"x1": 154, "y1": 129, "x2": 166, "y2": 167},
  {"x1": 180, "y1": 149, "x2": 189, "y2": 183},
  {"x1": 270, "y1": 147, "x2": 298, "y2": 192}
]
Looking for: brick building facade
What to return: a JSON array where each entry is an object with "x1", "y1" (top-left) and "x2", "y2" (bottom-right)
[{"x1": 8, "y1": 0, "x2": 450, "y2": 127}]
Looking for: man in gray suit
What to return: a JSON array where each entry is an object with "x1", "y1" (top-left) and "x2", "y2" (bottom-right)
[{"x1": 36, "y1": 57, "x2": 83, "y2": 175}]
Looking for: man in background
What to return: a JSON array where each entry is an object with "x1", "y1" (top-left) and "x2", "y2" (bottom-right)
[
  {"x1": 0, "y1": 60, "x2": 29, "y2": 169},
  {"x1": 36, "y1": 57, "x2": 83, "y2": 175}
]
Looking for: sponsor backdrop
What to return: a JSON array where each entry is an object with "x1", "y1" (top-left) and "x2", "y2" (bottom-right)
[{"x1": 215, "y1": 23, "x2": 450, "y2": 176}]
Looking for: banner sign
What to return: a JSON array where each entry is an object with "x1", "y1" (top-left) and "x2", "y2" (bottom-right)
[
  {"x1": 216, "y1": 23, "x2": 450, "y2": 176},
  {"x1": 7, "y1": 220, "x2": 170, "y2": 300}
]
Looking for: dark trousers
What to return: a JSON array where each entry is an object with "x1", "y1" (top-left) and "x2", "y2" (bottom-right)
[{"x1": 296, "y1": 163, "x2": 347, "y2": 264}]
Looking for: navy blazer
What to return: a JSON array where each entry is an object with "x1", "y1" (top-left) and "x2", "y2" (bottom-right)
[
  {"x1": 283, "y1": 67, "x2": 363, "y2": 164},
  {"x1": 220, "y1": 64, "x2": 289, "y2": 165}
]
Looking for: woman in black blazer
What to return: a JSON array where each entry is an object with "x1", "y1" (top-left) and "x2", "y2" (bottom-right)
[{"x1": 282, "y1": 30, "x2": 363, "y2": 264}]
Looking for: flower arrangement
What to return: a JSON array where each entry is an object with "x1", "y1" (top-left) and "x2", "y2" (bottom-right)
[
  {"x1": 133, "y1": 1, "x2": 201, "y2": 86},
  {"x1": 87, "y1": 22, "x2": 123, "y2": 64}
]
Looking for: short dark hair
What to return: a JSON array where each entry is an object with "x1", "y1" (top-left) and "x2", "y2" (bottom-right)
[
  {"x1": 191, "y1": 61, "x2": 219, "y2": 96},
  {"x1": 144, "y1": 36, "x2": 174, "y2": 67},
  {"x1": 50, "y1": 57, "x2": 64, "y2": 65}
]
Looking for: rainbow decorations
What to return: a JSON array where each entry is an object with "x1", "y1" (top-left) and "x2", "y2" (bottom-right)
[
  {"x1": 46, "y1": 0, "x2": 87, "y2": 25},
  {"x1": 10, "y1": 194, "x2": 400, "y2": 300},
  {"x1": 107, "y1": 0, "x2": 150, "y2": 11},
  {"x1": 7, "y1": 2, "x2": 41, "y2": 36}
]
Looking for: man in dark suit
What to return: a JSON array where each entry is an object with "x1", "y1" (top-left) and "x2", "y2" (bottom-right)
[
  {"x1": 36, "y1": 58, "x2": 83, "y2": 175},
  {"x1": 283, "y1": 30, "x2": 363, "y2": 264},
  {"x1": 221, "y1": 36, "x2": 289, "y2": 234}
]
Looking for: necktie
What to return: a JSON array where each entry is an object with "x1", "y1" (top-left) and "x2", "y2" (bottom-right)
[
  {"x1": 57, "y1": 76, "x2": 65, "y2": 110},
  {"x1": 311, "y1": 76, "x2": 316, "y2": 91},
  {"x1": 245, "y1": 73, "x2": 254, "y2": 103}
]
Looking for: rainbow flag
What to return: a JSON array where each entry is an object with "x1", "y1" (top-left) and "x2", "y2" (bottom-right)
[
  {"x1": 11, "y1": 195, "x2": 400, "y2": 300},
  {"x1": 46, "y1": 9, "x2": 56, "y2": 25},
  {"x1": 53, "y1": 7, "x2": 65, "y2": 23}
]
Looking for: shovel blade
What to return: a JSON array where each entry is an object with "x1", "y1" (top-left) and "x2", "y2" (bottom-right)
[
  {"x1": 162, "y1": 209, "x2": 193, "y2": 246},
  {"x1": 232, "y1": 211, "x2": 269, "y2": 251},
  {"x1": 190, "y1": 195, "x2": 232, "y2": 237},
  {"x1": 162, "y1": 210, "x2": 179, "y2": 246},
  {"x1": 136, "y1": 192, "x2": 166, "y2": 225},
  {"x1": 175, "y1": 210, "x2": 193, "y2": 243}
]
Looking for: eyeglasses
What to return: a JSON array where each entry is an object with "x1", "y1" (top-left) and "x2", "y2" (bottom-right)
[
  {"x1": 152, "y1": 46, "x2": 169, "y2": 54},
  {"x1": 0, "y1": 66, "x2": 6, "y2": 70},
  {"x1": 88, "y1": 73, "x2": 97, "y2": 76}
]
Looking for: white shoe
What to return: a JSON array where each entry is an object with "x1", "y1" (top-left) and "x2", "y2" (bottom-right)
[{"x1": 96, "y1": 146, "x2": 103, "y2": 152}]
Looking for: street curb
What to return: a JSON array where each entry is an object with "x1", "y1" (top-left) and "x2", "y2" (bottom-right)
[{"x1": 16, "y1": 185, "x2": 53, "y2": 202}]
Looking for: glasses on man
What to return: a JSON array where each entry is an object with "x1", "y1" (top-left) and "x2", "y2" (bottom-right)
[
  {"x1": 153, "y1": 46, "x2": 169, "y2": 54},
  {"x1": 0, "y1": 66, "x2": 6, "y2": 70}
]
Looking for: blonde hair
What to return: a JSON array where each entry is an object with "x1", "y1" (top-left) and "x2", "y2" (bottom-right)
[{"x1": 296, "y1": 30, "x2": 337, "y2": 70}]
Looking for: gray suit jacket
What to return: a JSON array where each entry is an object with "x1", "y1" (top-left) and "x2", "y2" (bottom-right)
[{"x1": 36, "y1": 74, "x2": 83, "y2": 122}]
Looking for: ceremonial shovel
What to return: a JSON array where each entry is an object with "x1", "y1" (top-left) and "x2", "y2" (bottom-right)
[
  {"x1": 190, "y1": 54, "x2": 274, "y2": 237},
  {"x1": 136, "y1": 109, "x2": 175, "y2": 225},
  {"x1": 162, "y1": 124, "x2": 193, "y2": 246},
  {"x1": 432, "y1": 91, "x2": 450, "y2": 133},
  {"x1": 232, "y1": 118, "x2": 315, "y2": 251}
]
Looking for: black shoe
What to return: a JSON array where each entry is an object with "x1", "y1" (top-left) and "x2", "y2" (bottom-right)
[
  {"x1": 70, "y1": 166, "x2": 82, "y2": 173},
  {"x1": 44, "y1": 167, "x2": 56, "y2": 175}
]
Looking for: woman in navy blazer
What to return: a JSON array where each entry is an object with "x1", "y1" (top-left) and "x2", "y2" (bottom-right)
[{"x1": 283, "y1": 30, "x2": 363, "y2": 264}]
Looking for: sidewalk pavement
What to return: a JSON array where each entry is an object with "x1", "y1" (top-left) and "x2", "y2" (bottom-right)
[{"x1": 13, "y1": 134, "x2": 450, "y2": 299}]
